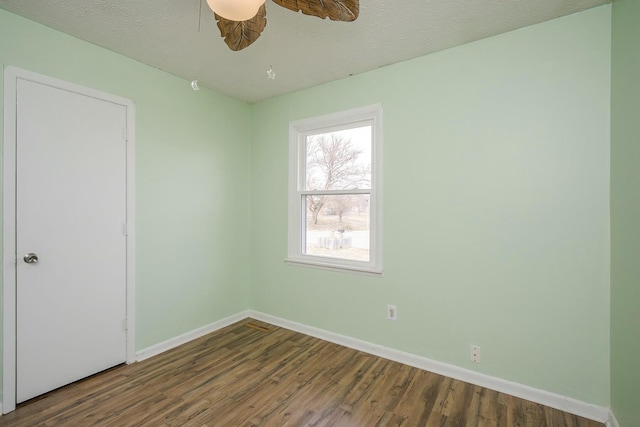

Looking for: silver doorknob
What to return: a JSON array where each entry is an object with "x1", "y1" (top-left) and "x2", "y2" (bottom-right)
[{"x1": 23, "y1": 253, "x2": 38, "y2": 264}]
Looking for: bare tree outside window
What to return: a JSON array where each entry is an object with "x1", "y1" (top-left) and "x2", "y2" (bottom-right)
[{"x1": 303, "y1": 127, "x2": 372, "y2": 261}]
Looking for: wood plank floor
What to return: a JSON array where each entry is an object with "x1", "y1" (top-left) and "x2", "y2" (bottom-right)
[{"x1": 0, "y1": 319, "x2": 604, "y2": 427}]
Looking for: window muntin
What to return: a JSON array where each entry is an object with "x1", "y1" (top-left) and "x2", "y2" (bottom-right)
[{"x1": 287, "y1": 104, "x2": 382, "y2": 274}]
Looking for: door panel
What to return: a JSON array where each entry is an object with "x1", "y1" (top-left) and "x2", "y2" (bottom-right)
[{"x1": 16, "y1": 79, "x2": 127, "y2": 403}]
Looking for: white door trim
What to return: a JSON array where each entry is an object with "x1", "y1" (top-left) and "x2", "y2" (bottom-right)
[{"x1": 2, "y1": 66, "x2": 136, "y2": 413}]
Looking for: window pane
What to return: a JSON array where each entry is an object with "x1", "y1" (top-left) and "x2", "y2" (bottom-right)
[
  {"x1": 305, "y1": 126, "x2": 371, "y2": 191},
  {"x1": 305, "y1": 194, "x2": 370, "y2": 262}
]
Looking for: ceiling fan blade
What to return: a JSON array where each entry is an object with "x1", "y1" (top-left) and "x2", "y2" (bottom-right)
[
  {"x1": 272, "y1": 0, "x2": 359, "y2": 22},
  {"x1": 215, "y1": 4, "x2": 267, "y2": 51}
]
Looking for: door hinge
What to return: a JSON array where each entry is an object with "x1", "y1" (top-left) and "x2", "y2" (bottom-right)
[
  {"x1": 122, "y1": 318, "x2": 128, "y2": 331},
  {"x1": 123, "y1": 222, "x2": 129, "y2": 236},
  {"x1": 123, "y1": 127, "x2": 129, "y2": 142}
]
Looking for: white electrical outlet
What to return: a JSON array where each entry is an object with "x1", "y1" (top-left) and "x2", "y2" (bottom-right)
[
  {"x1": 470, "y1": 345, "x2": 481, "y2": 363},
  {"x1": 387, "y1": 305, "x2": 397, "y2": 320}
]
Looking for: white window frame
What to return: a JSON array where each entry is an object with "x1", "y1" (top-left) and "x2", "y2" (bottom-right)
[{"x1": 286, "y1": 104, "x2": 383, "y2": 275}]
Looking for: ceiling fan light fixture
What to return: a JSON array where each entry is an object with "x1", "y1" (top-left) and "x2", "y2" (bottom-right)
[{"x1": 206, "y1": 0, "x2": 265, "y2": 21}]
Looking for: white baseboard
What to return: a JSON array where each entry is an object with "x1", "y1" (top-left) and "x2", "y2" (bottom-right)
[
  {"x1": 248, "y1": 310, "x2": 610, "y2": 424},
  {"x1": 135, "y1": 310, "x2": 250, "y2": 362}
]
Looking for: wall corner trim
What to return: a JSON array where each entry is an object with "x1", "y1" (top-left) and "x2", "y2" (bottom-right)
[
  {"x1": 607, "y1": 410, "x2": 621, "y2": 427},
  {"x1": 248, "y1": 310, "x2": 611, "y2": 424}
]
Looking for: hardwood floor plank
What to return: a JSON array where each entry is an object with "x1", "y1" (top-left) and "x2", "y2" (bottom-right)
[
  {"x1": 0, "y1": 319, "x2": 606, "y2": 427},
  {"x1": 337, "y1": 356, "x2": 386, "y2": 412},
  {"x1": 425, "y1": 412, "x2": 448, "y2": 427},
  {"x1": 440, "y1": 379, "x2": 475, "y2": 425},
  {"x1": 476, "y1": 388, "x2": 500, "y2": 427},
  {"x1": 429, "y1": 375, "x2": 454, "y2": 419},
  {"x1": 464, "y1": 385, "x2": 483, "y2": 426},
  {"x1": 394, "y1": 369, "x2": 443, "y2": 424}
]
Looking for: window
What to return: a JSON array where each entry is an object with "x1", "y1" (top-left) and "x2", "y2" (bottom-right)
[{"x1": 287, "y1": 104, "x2": 382, "y2": 274}]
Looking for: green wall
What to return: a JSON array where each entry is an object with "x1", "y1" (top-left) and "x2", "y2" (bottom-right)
[
  {"x1": 0, "y1": 9, "x2": 252, "y2": 351},
  {"x1": 611, "y1": 0, "x2": 640, "y2": 424},
  {"x1": 250, "y1": 6, "x2": 612, "y2": 405}
]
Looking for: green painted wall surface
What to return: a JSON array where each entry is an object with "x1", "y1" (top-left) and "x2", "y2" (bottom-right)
[
  {"x1": 0, "y1": 10, "x2": 252, "y2": 351},
  {"x1": 611, "y1": 0, "x2": 640, "y2": 424},
  {"x1": 250, "y1": 6, "x2": 611, "y2": 405}
]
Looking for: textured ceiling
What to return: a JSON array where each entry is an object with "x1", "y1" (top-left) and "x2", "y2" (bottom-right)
[{"x1": 0, "y1": 0, "x2": 609, "y2": 103}]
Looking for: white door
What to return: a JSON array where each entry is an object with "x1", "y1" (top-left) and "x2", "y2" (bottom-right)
[{"x1": 15, "y1": 78, "x2": 128, "y2": 403}]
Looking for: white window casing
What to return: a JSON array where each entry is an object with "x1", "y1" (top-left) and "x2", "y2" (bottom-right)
[{"x1": 286, "y1": 104, "x2": 383, "y2": 275}]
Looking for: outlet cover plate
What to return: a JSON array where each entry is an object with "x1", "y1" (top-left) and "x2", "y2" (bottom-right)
[
  {"x1": 470, "y1": 345, "x2": 481, "y2": 363},
  {"x1": 387, "y1": 305, "x2": 397, "y2": 320}
]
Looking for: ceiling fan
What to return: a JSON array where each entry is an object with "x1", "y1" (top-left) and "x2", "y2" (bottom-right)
[{"x1": 206, "y1": 0, "x2": 359, "y2": 51}]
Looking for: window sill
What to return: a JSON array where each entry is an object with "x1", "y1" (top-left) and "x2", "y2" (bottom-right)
[{"x1": 284, "y1": 257, "x2": 383, "y2": 277}]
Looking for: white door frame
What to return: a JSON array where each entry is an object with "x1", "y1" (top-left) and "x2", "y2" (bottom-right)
[{"x1": 2, "y1": 66, "x2": 136, "y2": 413}]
